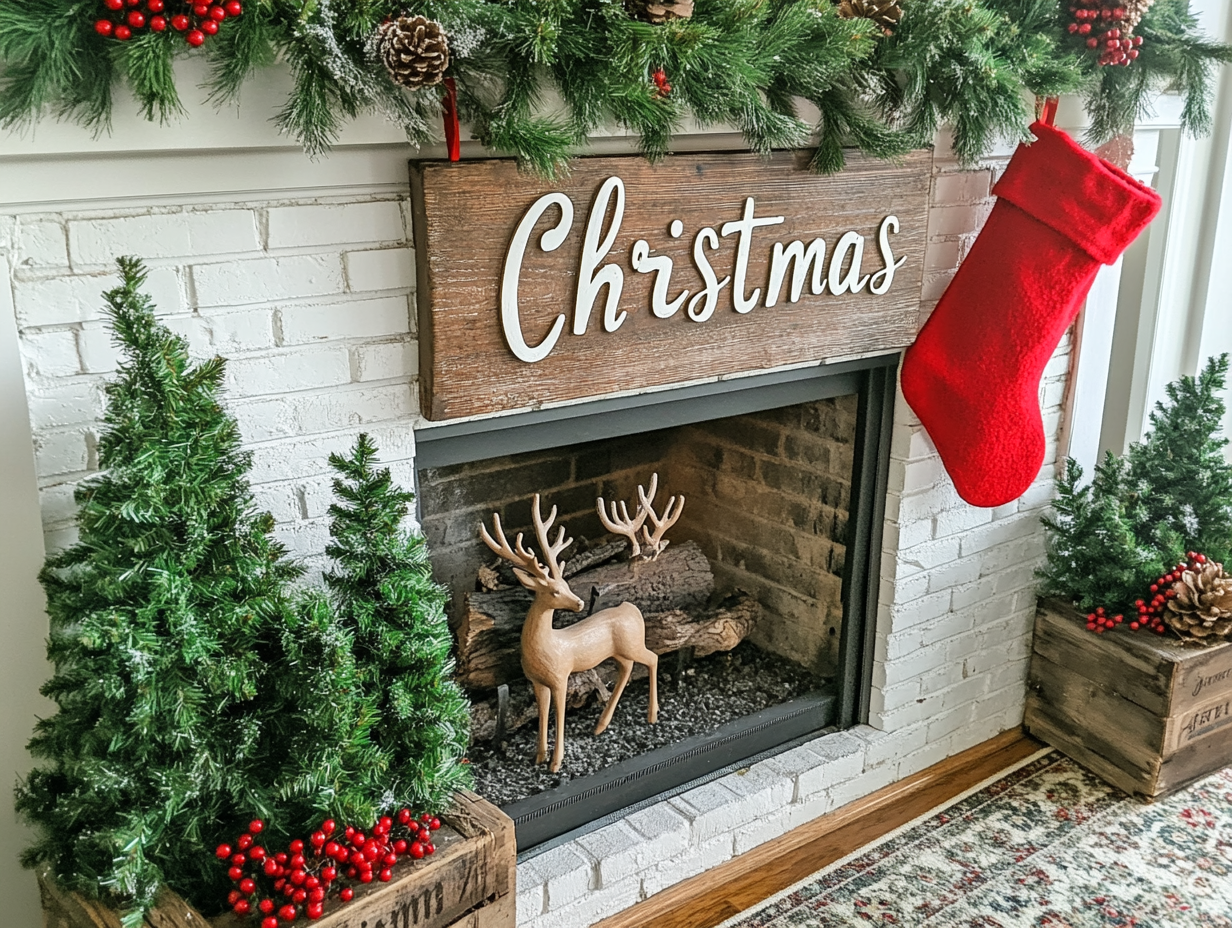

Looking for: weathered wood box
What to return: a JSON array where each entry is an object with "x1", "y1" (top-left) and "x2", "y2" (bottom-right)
[
  {"x1": 1025, "y1": 599, "x2": 1232, "y2": 800},
  {"x1": 39, "y1": 792, "x2": 515, "y2": 928}
]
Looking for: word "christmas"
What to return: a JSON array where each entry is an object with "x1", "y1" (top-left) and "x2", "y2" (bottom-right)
[{"x1": 500, "y1": 176, "x2": 907, "y2": 363}]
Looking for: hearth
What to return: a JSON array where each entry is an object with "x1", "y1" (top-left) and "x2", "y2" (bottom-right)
[{"x1": 415, "y1": 355, "x2": 894, "y2": 850}]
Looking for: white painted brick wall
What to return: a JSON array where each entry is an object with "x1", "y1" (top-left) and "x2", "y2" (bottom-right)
[
  {"x1": 4, "y1": 145, "x2": 1068, "y2": 928},
  {"x1": 7, "y1": 195, "x2": 418, "y2": 567}
]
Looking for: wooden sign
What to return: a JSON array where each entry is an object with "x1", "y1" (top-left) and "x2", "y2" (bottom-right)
[{"x1": 409, "y1": 150, "x2": 930, "y2": 421}]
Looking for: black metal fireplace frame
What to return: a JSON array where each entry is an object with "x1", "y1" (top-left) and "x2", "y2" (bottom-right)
[{"x1": 414, "y1": 353, "x2": 896, "y2": 851}]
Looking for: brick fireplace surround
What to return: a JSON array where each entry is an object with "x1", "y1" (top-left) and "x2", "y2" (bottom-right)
[{"x1": 2, "y1": 126, "x2": 1068, "y2": 927}]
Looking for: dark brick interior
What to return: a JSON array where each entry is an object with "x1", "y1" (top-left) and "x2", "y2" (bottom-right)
[{"x1": 417, "y1": 394, "x2": 857, "y2": 676}]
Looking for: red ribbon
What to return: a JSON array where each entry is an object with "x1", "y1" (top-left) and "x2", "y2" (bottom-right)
[
  {"x1": 1039, "y1": 96, "x2": 1059, "y2": 127},
  {"x1": 442, "y1": 77, "x2": 460, "y2": 162}
]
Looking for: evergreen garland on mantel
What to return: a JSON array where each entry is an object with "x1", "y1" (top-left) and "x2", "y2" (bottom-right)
[{"x1": 0, "y1": 0, "x2": 1228, "y2": 175}]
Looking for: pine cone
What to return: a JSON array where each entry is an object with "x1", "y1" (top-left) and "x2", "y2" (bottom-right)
[
  {"x1": 836, "y1": 0, "x2": 903, "y2": 35},
  {"x1": 1122, "y1": 0, "x2": 1154, "y2": 31},
  {"x1": 625, "y1": 0, "x2": 695, "y2": 24},
  {"x1": 376, "y1": 15, "x2": 451, "y2": 89},
  {"x1": 1164, "y1": 561, "x2": 1232, "y2": 643}
]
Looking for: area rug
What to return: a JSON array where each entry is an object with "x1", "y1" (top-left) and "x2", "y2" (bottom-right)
[{"x1": 718, "y1": 751, "x2": 1232, "y2": 927}]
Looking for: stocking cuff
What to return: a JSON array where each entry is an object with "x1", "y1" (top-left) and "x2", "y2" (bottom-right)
[{"x1": 992, "y1": 121, "x2": 1162, "y2": 265}]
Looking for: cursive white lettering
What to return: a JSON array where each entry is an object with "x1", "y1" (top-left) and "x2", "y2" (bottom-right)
[
  {"x1": 827, "y1": 231, "x2": 870, "y2": 295},
  {"x1": 720, "y1": 197, "x2": 785, "y2": 313},
  {"x1": 868, "y1": 215, "x2": 906, "y2": 295},
  {"x1": 500, "y1": 192, "x2": 574, "y2": 363},
  {"x1": 575, "y1": 177, "x2": 627, "y2": 334},
  {"x1": 766, "y1": 238, "x2": 826, "y2": 307},
  {"x1": 687, "y1": 227, "x2": 730, "y2": 322},
  {"x1": 631, "y1": 240, "x2": 689, "y2": 319}
]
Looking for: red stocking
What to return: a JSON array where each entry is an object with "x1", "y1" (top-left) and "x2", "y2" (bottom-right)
[{"x1": 901, "y1": 121, "x2": 1161, "y2": 508}]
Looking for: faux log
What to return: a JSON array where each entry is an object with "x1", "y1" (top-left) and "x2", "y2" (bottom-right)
[
  {"x1": 454, "y1": 540, "x2": 717, "y2": 691},
  {"x1": 39, "y1": 792, "x2": 515, "y2": 928},
  {"x1": 1024, "y1": 598, "x2": 1232, "y2": 800}
]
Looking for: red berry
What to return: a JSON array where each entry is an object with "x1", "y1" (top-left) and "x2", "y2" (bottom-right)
[
  {"x1": 321, "y1": 867, "x2": 336, "y2": 882},
  {"x1": 324, "y1": 842, "x2": 340, "y2": 857},
  {"x1": 1068, "y1": 22, "x2": 1079, "y2": 32},
  {"x1": 126, "y1": 9, "x2": 144, "y2": 26},
  {"x1": 360, "y1": 871, "x2": 374, "y2": 884},
  {"x1": 1195, "y1": 551, "x2": 1206, "y2": 562},
  {"x1": 409, "y1": 842, "x2": 425, "y2": 859},
  {"x1": 293, "y1": 889, "x2": 307, "y2": 904},
  {"x1": 1130, "y1": 622, "x2": 1140, "y2": 630},
  {"x1": 250, "y1": 846, "x2": 266, "y2": 860},
  {"x1": 429, "y1": 818, "x2": 441, "y2": 831},
  {"x1": 274, "y1": 879, "x2": 286, "y2": 892},
  {"x1": 1086, "y1": 623, "x2": 1097, "y2": 631},
  {"x1": 308, "y1": 903, "x2": 324, "y2": 920},
  {"x1": 238, "y1": 833, "x2": 254, "y2": 850},
  {"x1": 234, "y1": 900, "x2": 251, "y2": 916},
  {"x1": 264, "y1": 919, "x2": 279, "y2": 928},
  {"x1": 250, "y1": 820, "x2": 264, "y2": 834},
  {"x1": 345, "y1": 826, "x2": 356, "y2": 838},
  {"x1": 216, "y1": 843, "x2": 234, "y2": 860},
  {"x1": 291, "y1": 854, "x2": 306, "y2": 869},
  {"x1": 309, "y1": 888, "x2": 325, "y2": 903},
  {"x1": 393, "y1": 839, "x2": 408, "y2": 854},
  {"x1": 149, "y1": 16, "x2": 167, "y2": 30},
  {"x1": 379, "y1": 868, "x2": 393, "y2": 882},
  {"x1": 380, "y1": 816, "x2": 393, "y2": 832},
  {"x1": 398, "y1": 809, "x2": 412, "y2": 825},
  {"x1": 346, "y1": 867, "x2": 357, "y2": 879},
  {"x1": 209, "y1": 4, "x2": 226, "y2": 19},
  {"x1": 311, "y1": 831, "x2": 326, "y2": 847},
  {"x1": 322, "y1": 819, "x2": 336, "y2": 835},
  {"x1": 384, "y1": 852, "x2": 398, "y2": 866},
  {"x1": 304, "y1": 876, "x2": 319, "y2": 890},
  {"x1": 290, "y1": 840, "x2": 305, "y2": 854},
  {"x1": 171, "y1": 13, "x2": 189, "y2": 28},
  {"x1": 228, "y1": 866, "x2": 244, "y2": 881},
  {"x1": 1079, "y1": 23, "x2": 1092, "y2": 34},
  {"x1": 201, "y1": 18, "x2": 218, "y2": 33},
  {"x1": 351, "y1": 833, "x2": 365, "y2": 847},
  {"x1": 425, "y1": 844, "x2": 435, "y2": 855},
  {"x1": 147, "y1": 0, "x2": 165, "y2": 9},
  {"x1": 94, "y1": 19, "x2": 115, "y2": 35},
  {"x1": 103, "y1": 0, "x2": 124, "y2": 8},
  {"x1": 260, "y1": 899, "x2": 276, "y2": 914},
  {"x1": 229, "y1": 890, "x2": 243, "y2": 905},
  {"x1": 186, "y1": 27, "x2": 205, "y2": 43},
  {"x1": 340, "y1": 887, "x2": 354, "y2": 902},
  {"x1": 279, "y1": 905, "x2": 297, "y2": 923},
  {"x1": 192, "y1": 2, "x2": 209, "y2": 12},
  {"x1": 264, "y1": 860, "x2": 280, "y2": 876},
  {"x1": 1095, "y1": 626, "x2": 1105, "y2": 634},
  {"x1": 241, "y1": 878, "x2": 257, "y2": 894},
  {"x1": 290, "y1": 870, "x2": 307, "y2": 886}
]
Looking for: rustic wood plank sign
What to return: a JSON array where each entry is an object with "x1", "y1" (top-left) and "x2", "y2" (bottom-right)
[{"x1": 409, "y1": 150, "x2": 930, "y2": 421}]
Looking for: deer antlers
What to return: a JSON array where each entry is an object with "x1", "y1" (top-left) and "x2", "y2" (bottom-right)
[
  {"x1": 480, "y1": 494, "x2": 572, "y2": 584},
  {"x1": 597, "y1": 473, "x2": 684, "y2": 561}
]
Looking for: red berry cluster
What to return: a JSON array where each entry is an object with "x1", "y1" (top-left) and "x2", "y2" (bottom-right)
[
  {"x1": 215, "y1": 810, "x2": 441, "y2": 925},
  {"x1": 651, "y1": 67, "x2": 672, "y2": 98},
  {"x1": 1065, "y1": 1, "x2": 1144, "y2": 66},
  {"x1": 94, "y1": 0, "x2": 242, "y2": 47},
  {"x1": 1083, "y1": 552, "x2": 1210, "y2": 636}
]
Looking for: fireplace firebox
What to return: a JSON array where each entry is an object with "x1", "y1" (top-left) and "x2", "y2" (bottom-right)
[{"x1": 414, "y1": 354, "x2": 895, "y2": 850}]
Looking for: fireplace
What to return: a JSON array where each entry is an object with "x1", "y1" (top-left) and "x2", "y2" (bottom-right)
[{"x1": 415, "y1": 355, "x2": 895, "y2": 849}]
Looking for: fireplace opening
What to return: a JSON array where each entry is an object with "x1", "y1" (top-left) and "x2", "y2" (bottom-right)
[{"x1": 414, "y1": 356, "x2": 895, "y2": 850}]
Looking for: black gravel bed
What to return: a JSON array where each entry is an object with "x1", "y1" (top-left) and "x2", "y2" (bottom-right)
[{"x1": 468, "y1": 641, "x2": 823, "y2": 806}]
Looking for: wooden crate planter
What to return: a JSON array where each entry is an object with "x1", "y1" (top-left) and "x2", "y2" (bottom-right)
[
  {"x1": 1025, "y1": 599, "x2": 1232, "y2": 800},
  {"x1": 39, "y1": 792, "x2": 515, "y2": 928}
]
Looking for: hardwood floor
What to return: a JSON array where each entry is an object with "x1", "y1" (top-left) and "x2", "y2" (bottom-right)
[{"x1": 595, "y1": 728, "x2": 1044, "y2": 928}]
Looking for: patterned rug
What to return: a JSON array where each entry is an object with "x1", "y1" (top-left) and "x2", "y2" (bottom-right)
[{"x1": 719, "y1": 751, "x2": 1232, "y2": 927}]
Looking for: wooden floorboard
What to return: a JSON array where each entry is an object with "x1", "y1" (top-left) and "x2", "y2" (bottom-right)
[{"x1": 596, "y1": 727, "x2": 1044, "y2": 928}]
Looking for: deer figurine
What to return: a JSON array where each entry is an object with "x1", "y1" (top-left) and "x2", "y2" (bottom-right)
[
  {"x1": 597, "y1": 472, "x2": 684, "y2": 561},
  {"x1": 480, "y1": 495, "x2": 659, "y2": 773}
]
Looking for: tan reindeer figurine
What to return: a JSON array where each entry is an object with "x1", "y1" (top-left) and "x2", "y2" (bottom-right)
[{"x1": 480, "y1": 495, "x2": 659, "y2": 772}]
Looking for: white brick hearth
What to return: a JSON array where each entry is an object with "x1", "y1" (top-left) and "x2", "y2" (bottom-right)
[{"x1": 2, "y1": 135, "x2": 1068, "y2": 927}]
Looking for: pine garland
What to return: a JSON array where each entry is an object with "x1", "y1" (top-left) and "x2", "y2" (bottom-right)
[{"x1": 0, "y1": 0, "x2": 1227, "y2": 173}]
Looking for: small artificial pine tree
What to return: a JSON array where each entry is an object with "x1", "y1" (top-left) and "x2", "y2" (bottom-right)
[
  {"x1": 1126, "y1": 353, "x2": 1232, "y2": 566},
  {"x1": 13, "y1": 259, "x2": 367, "y2": 924},
  {"x1": 1040, "y1": 353, "x2": 1232, "y2": 614},
  {"x1": 325, "y1": 434, "x2": 471, "y2": 814}
]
